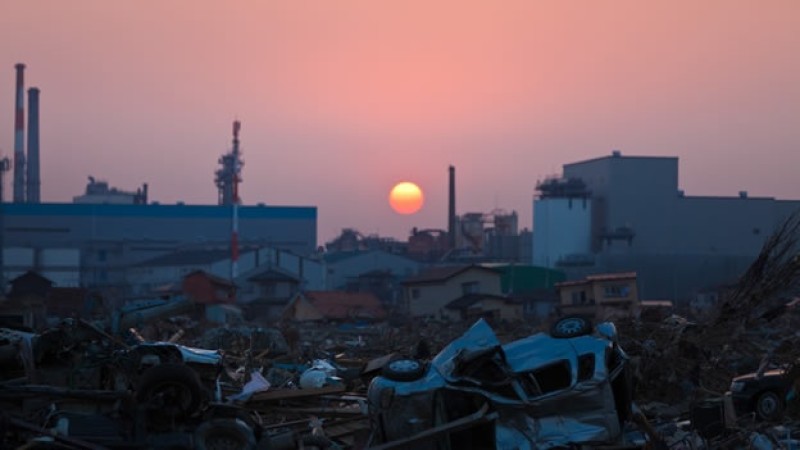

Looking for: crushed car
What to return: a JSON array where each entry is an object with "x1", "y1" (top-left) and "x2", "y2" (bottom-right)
[
  {"x1": 367, "y1": 316, "x2": 638, "y2": 449},
  {"x1": 1, "y1": 318, "x2": 226, "y2": 433}
]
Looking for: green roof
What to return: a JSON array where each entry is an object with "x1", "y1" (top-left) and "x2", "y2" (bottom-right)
[{"x1": 497, "y1": 265, "x2": 566, "y2": 294}]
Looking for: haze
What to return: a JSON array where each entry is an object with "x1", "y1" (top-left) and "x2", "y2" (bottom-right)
[{"x1": 1, "y1": 0, "x2": 798, "y2": 243}]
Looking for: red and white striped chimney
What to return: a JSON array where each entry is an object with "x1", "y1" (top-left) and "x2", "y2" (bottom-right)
[{"x1": 13, "y1": 63, "x2": 26, "y2": 203}]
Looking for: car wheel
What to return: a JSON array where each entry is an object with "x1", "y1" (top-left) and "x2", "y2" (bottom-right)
[
  {"x1": 381, "y1": 358, "x2": 425, "y2": 382},
  {"x1": 755, "y1": 390, "x2": 784, "y2": 421},
  {"x1": 550, "y1": 316, "x2": 593, "y2": 338},
  {"x1": 195, "y1": 418, "x2": 256, "y2": 450},
  {"x1": 136, "y1": 364, "x2": 206, "y2": 428}
]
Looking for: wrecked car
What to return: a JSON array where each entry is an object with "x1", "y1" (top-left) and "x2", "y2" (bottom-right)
[
  {"x1": 729, "y1": 361, "x2": 800, "y2": 421},
  {"x1": 2, "y1": 319, "x2": 224, "y2": 425},
  {"x1": 367, "y1": 316, "x2": 635, "y2": 449}
]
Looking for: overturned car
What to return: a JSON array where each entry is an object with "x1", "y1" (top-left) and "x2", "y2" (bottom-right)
[{"x1": 367, "y1": 317, "x2": 636, "y2": 449}]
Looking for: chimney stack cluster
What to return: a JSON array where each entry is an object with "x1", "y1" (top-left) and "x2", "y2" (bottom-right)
[{"x1": 7, "y1": 63, "x2": 41, "y2": 203}]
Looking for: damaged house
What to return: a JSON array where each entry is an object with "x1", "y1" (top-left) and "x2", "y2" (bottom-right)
[
  {"x1": 402, "y1": 265, "x2": 503, "y2": 320},
  {"x1": 282, "y1": 291, "x2": 386, "y2": 323},
  {"x1": 556, "y1": 272, "x2": 640, "y2": 320}
]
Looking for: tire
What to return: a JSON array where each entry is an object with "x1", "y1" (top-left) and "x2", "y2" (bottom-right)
[
  {"x1": 195, "y1": 418, "x2": 256, "y2": 450},
  {"x1": 550, "y1": 316, "x2": 593, "y2": 338},
  {"x1": 136, "y1": 364, "x2": 205, "y2": 426},
  {"x1": 755, "y1": 390, "x2": 784, "y2": 421},
  {"x1": 381, "y1": 358, "x2": 425, "y2": 382}
]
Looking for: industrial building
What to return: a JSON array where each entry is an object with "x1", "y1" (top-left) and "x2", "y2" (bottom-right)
[
  {"x1": 0, "y1": 64, "x2": 318, "y2": 298},
  {"x1": 1, "y1": 202, "x2": 317, "y2": 291},
  {"x1": 534, "y1": 151, "x2": 800, "y2": 302}
]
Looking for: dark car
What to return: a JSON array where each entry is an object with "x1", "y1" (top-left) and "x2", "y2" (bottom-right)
[{"x1": 729, "y1": 363, "x2": 800, "y2": 421}]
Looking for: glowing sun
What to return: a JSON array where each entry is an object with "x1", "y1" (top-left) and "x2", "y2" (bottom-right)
[{"x1": 389, "y1": 182, "x2": 424, "y2": 214}]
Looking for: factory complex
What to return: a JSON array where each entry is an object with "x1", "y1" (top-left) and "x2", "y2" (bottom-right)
[{"x1": 1, "y1": 62, "x2": 799, "y2": 311}]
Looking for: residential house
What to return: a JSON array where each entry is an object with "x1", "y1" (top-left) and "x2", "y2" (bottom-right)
[
  {"x1": 0, "y1": 271, "x2": 52, "y2": 328},
  {"x1": 690, "y1": 284, "x2": 733, "y2": 318},
  {"x1": 323, "y1": 250, "x2": 421, "y2": 305},
  {"x1": 444, "y1": 293, "x2": 523, "y2": 322},
  {"x1": 127, "y1": 249, "x2": 231, "y2": 297},
  {"x1": 242, "y1": 267, "x2": 301, "y2": 321},
  {"x1": 402, "y1": 265, "x2": 503, "y2": 318},
  {"x1": 555, "y1": 272, "x2": 639, "y2": 320},
  {"x1": 126, "y1": 247, "x2": 324, "y2": 300},
  {"x1": 182, "y1": 270, "x2": 236, "y2": 304},
  {"x1": 282, "y1": 291, "x2": 386, "y2": 322}
]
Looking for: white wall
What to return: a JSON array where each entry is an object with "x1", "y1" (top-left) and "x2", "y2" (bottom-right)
[{"x1": 533, "y1": 198, "x2": 592, "y2": 268}]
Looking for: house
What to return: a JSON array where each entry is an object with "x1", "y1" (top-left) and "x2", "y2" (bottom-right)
[
  {"x1": 127, "y1": 249, "x2": 232, "y2": 297},
  {"x1": 182, "y1": 270, "x2": 237, "y2": 304},
  {"x1": 242, "y1": 267, "x2": 301, "y2": 321},
  {"x1": 8, "y1": 271, "x2": 54, "y2": 300},
  {"x1": 0, "y1": 271, "x2": 53, "y2": 328},
  {"x1": 282, "y1": 291, "x2": 386, "y2": 322},
  {"x1": 401, "y1": 265, "x2": 503, "y2": 318},
  {"x1": 690, "y1": 284, "x2": 733, "y2": 317},
  {"x1": 555, "y1": 272, "x2": 639, "y2": 320},
  {"x1": 444, "y1": 293, "x2": 523, "y2": 322},
  {"x1": 126, "y1": 247, "x2": 325, "y2": 299},
  {"x1": 323, "y1": 250, "x2": 421, "y2": 304}
]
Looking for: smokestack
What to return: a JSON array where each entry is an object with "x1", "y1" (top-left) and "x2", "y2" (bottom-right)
[
  {"x1": 26, "y1": 87, "x2": 40, "y2": 203},
  {"x1": 13, "y1": 63, "x2": 26, "y2": 203},
  {"x1": 448, "y1": 165, "x2": 456, "y2": 250}
]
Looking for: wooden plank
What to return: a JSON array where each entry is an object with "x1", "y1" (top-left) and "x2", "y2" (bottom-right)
[{"x1": 246, "y1": 384, "x2": 345, "y2": 403}]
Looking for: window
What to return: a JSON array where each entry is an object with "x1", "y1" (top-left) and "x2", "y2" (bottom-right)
[
  {"x1": 462, "y1": 281, "x2": 481, "y2": 295},
  {"x1": 571, "y1": 291, "x2": 588, "y2": 305},
  {"x1": 97, "y1": 250, "x2": 107, "y2": 262},
  {"x1": 411, "y1": 288, "x2": 420, "y2": 299},
  {"x1": 604, "y1": 285, "x2": 630, "y2": 298}
]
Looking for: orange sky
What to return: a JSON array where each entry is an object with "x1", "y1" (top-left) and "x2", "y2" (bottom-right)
[{"x1": 1, "y1": 0, "x2": 799, "y2": 242}]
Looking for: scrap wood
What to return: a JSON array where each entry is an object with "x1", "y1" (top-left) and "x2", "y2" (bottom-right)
[
  {"x1": 0, "y1": 385, "x2": 130, "y2": 401},
  {"x1": 5, "y1": 413, "x2": 110, "y2": 450},
  {"x1": 268, "y1": 406, "x2": 363, "y2": 417},
  {"x1": 319, "y1": 416, "x2": 369, "y2": 439},
  {"x1": 368, "y1": 403, "x2": 497, "y2": 450},
  {"x1": 247, "y1": 384, "x2": 345, "y2": 403}
]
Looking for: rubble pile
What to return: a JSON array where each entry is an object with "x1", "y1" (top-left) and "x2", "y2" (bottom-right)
[{"x1": 618, "y1": 214, "x2": 800, "y2": 406}]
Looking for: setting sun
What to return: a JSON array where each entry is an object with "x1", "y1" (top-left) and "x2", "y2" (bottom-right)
[{"x1": 389, "y1": 182, "x2": 424, "y2": 215}]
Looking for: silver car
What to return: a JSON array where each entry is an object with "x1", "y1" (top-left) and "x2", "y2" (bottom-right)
[{"x1": 367, "y1": 317, "x2": 635, "y2": 449}]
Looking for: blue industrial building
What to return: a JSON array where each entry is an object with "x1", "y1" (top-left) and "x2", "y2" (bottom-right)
[{"x1": 1, "y1": 202, "x2": 317, "y2": 292}]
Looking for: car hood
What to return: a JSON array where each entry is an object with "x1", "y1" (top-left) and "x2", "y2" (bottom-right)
[{"x1": 733, "y1": 368, "x2": 786, "y2": 383}]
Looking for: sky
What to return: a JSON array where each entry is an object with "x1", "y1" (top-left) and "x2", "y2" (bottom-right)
[{"x1": 1, "y1": 0, "x2": 799, "y2": 244}]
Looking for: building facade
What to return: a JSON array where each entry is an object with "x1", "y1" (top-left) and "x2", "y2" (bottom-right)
[
  {"x1": 534, "y1": 151, "x2": 800, "y2": 302},
  {"x1": 1, "y1": 202, "x2": 317, "y2": 294}
]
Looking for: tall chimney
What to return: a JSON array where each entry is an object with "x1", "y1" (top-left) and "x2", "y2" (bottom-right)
[
  {"x1": 448, "y1": 165, "x2": 456, "y2": 250},
  {"x1": 26, "y1": 87, "x2": 40, "y2": 203},
  {"x1": 13, "y1": 63, "x2": 26, "y2": 203}
]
